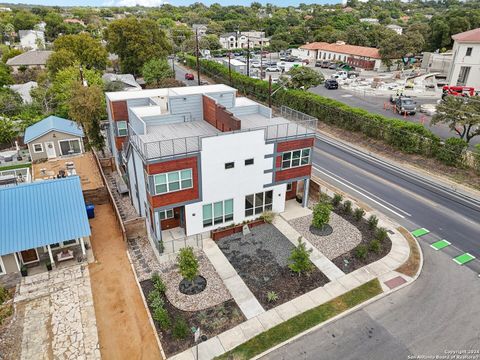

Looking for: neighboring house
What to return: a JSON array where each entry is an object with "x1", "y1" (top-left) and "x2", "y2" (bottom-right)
[
  {"x1": 24, "y1": 115, "x2": 84, "y2": 162},
  {"x1": 102, "y1": 73, "x2": 142, "y2": 91},
  {"x1": 192, "y1": 24, "x2": 207, "y2": 38},
  {"x1": 6, "y1": 50, "x2": 53, "y2": 72},
  {"x1": 446, "y1": 28, "x2": 480, "y2": 88},
  {"x1": 9, "y1": 81, "x2": 37, "y2": 104},
  {"x1": 222, "y1": 58, "x2": 247, "y2": 74},
  {"x1": 219, "y1": 31, "x2": 270, "y2": 49},
  {"x1": 386, "y1": 24, "x2": 403, "y2": 35},
  {"x1": 0, "y1": 176, "x2": 90, "y2": 280},
  {"x1": 19, "y1": 30, "x2": 45, "y2": 50},
  {"x1": 359, "y1": 18, "x2": 379, "y2": 24},
  {"x1": 295, "y1": 41, "x2": 388, "y2": 71},
  {"x1": 105, "y1": 84, "x2": 316, "y2": 252}
]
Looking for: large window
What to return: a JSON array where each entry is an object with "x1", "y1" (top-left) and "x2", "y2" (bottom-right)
[
  {"x1": 456, "y1": 66, "x2": 471, "y2": 86},
  {"x1": 245, "y1": 190, "x2": 273, "y2": 217},
  {"x1": 281, "y1": 148, "x2": 311, "y2": 169},
  {"x1": 59, "y1": 139, "x2": 81, "y2": 156},
  {"x1": 117, "y1": 121, "x2": 128, "y2": 136},
  {"x1": 159, "y1": 209, "x2": 174, "y2": 220},
  {"x1": 203, "y1": 199, "x2": 233, "y2": 227},
  {"x1": 153, "y1": 169, "x2": 192, "y2": 195}
]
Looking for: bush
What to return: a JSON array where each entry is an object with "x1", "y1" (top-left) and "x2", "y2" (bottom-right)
[
  {"x1": 436, "y1": 138, "x2": 468, "y2": 167},
  {"x1": 369, "y1": 239, "x2": 382, "y2": 254},
  {"x1": 0, "y1": 286, "x2": 8, "y2": 304},
  {"x1": 153, "y1": 307, "x2": 171, "y2": 330},
  {"x1": 148, "y1": 290, "x2": 164, "y2": 309},
  {"x1": 375, "y1": 227, "x2": 388, "y2": 242},
  {"x1": 319, "y1": 192, "x2": 331, "y2": 204},
  {"x1": 355, "y1": 245, "x2": 368, "y2": 260},
  {"x1": 343, "y1": 200, "x2": 353, "y2": 215},
  {"x1": 152, "y1": 272, "x2": 166, "y2": 294},
  {"x1": 331, "y1": 193, "x2": 343, "y2": 207},
  {"x1": 289, "y1": 238, "x2": 314, "y2": 275},
  {"x1": 177, "y1": 247, "x2": 199, "y2": 282},
  {"x1": 312, "y1": 202, "x2": 332, "y2": 229},
  {"x1": 261, "y1": 210, "x2": 276, "y2": 224},
  {"x1": 266, "y1": 291, "x2": 279, "y2": 303},
  {"x1": 353, "y1": 208, "x2": 365, "y2": 221},
  {"x1": 368, "y1": 215, "x2": 378, "y2": 230},
  {"x1": 473, "y1": 144, "x2": 480, "y2": 173},
  {"x1": 172, "y1": 317, "x2": 189, "y2": 339}
]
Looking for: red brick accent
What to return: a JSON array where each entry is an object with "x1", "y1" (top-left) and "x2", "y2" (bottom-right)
[
  {"x1": 285, "y1": 181, "x2": 297, "y2": 200},
  {"x1": 202, "y1": 95, "x2": 241, "y2": 132},
  {"x1": 275, "y1": 165, "x2": 312, "y2": 182},
  {"x1": 160, "y1": 207, "x2": 182, "y2": 230},
  {"x1": 277, "y1": 138, "x2": 314, "y2": 152},
  {"x1": 147, "y1": 157, "x2": 199, "y2": 208},
  {"x1": 110, "y1": 100, "x2": 129, "y2": 121},
  {"x1": 115, "y1": 136, "x2": 127, "y2": 151},
  {"x1": 203, "y1": 95, "x2": 216, "y2": 127}
]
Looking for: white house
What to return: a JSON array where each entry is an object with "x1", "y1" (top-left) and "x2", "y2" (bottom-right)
[
  {"x1": 19, "y1": 30, "x2": 45, "y2": 50},
  {"x1": 219, "y1": 31, "x2": 270, "y2": 49},
  {"x1": 222, "y1": 58, "x2": 247, "y2": 74},
  {"x1": 192, "y1": 24, "x2": 207, "y2": 38},
  {"x1": 386, "y1": 24, "x2": 403, "y2": 35},
  {"x1": 447, "y1": 28, "x2": 480, "y2": 88}
]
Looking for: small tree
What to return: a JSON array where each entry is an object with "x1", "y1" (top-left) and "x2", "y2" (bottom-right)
[
  {"x1": 289, "y1": 238, "x2": 313, "y2": 275},
  {"x1": 141, "y1": 58, "x2": 175, "y2": 87},
  {"x1": 312, "y1": 202, "x2": 332, "y2": 230},
  {"x1": 177, "y1": 247, "x2": 199, "y2": 282},
  {"x1": 286, "y1": 66, "x2": 324, "y2": 90}
]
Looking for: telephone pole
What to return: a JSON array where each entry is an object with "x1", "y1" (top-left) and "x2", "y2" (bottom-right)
[
  {"x1": 228, "y1": 51, "x2": 232, "y2": 85},
  {"x1": 260, "y1": 30, "x2": 264, "y2": 80},
  {"x1": 268, "y1": 75, "x2": 272, "y2": 108},
  {"x1": 246, "y1": 35, "x2": 250, "y2": 77},
  {"x1": 195, "y1": 28, "x2": 201, "y2": 86}
]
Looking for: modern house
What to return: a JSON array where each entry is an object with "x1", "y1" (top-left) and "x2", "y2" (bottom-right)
[
  {"x1": 446, "y1": 28, "x2": 480, "y2": 88},
  {"x1": 105, "y1": 85, "x2": 316, "y2": 251},
  {"x1": 6, "y1": 50, "x2": 52, "y2": 72},
  {"x1": 293, "y1": 41, "x2": 388, "y2": 71},
  {"x1": 24, "y1": 116, "x2": 85, "y2": 161},
  {"x1": 219, "y1": 31, "x2": 270, "y2": 49},
  {"x1": 19, "y1": 29, "x2": 45, "y2": 50},
  {"x1": 0, "y1": 177, "x2": 90, "y2": 281}
]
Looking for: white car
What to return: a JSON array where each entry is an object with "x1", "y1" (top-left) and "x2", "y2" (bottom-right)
[
  {"x1": 266, "y1": 67, "x2": 281, "y2": 72},
  {"x1": 419, "y1": 103, "x2": 437, "y2": 116}
]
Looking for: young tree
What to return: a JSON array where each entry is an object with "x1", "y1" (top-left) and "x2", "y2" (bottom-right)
[
  {"x1": 53, "y1": 33, "x2": 108, "y2": 70},
  {"x1": 141, "y1": 59, "x2": 175, "y2": 87},
  {"x1": 432, "y1": 96, "x2": 480, "y2": 143},
  {"x1": 177, "y1": 247, "x2": 199, "y2": 283},
  {"x1": 289, "y1": 238, "x2": 313, "y2": 275},
  {"x1": 312, "y1": 202, "x2": 332, "y2": 230},
  {"x1": 0, "y1": 118, "x2": 18, "y2": 146},
  {"x1": 286, "y1": 67, "x2": 324, "y2": 90}
]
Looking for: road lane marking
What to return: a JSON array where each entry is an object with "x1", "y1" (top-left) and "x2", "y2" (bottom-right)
[{"x1": 312, "y1": 165, "x2": 411, "y2": 219}]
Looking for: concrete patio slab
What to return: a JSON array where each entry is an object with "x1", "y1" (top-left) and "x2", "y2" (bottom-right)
[
  {"x1": 239, "y1": 317, "x2": 266, "y2": 340},
  {"x1": 256, "y1": 309, "x2": 283, "y2": 329},
  {"x1": 281, "y1": 199, "x2": 313, "y2": 221},
  {"x1": 217, "y1": 325, "x2": 247, "y2": 352}
]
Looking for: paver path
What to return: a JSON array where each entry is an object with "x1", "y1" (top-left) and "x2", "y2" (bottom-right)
[{"x1": 89, "y1": 204, "x2": 162, "y2": 360}]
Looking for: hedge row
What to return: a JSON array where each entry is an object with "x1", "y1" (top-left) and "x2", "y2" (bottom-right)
[{"x1": 184, "y1": 55, "x2": 469, "y2": 168}]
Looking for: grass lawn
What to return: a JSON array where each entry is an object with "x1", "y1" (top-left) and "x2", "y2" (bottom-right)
[
  {"x1": 215, "y1": 279, "x2": 382, "y2": 360},
  {"x1": 0, "y1": 163, "x2": 31, "y2": 171}
]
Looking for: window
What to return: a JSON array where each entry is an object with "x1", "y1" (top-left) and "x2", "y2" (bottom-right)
[
  {"x1": 33, "y1": 143, "x2": 43, "y2": 153},
  {"x1": 287, "y1": 182, "x2": 293, "y2": 191},
  {"x1": 59, "y1": 139, "x2": 81, "y2": 155},
  {"x1": 225, "y1": 162, "x2": 235, "y2": 169},
  {"x1": 159, "y1": 209, "x2": 174, "y2": 220},
  {"x1": 245, "y1": 158, "x2": 254, "y2": 166},
  {"x1": 466, "y1": 47, "x2": 472, "y2": 56},
  {"x1": 456, "y1": 66, "x2": 471, "y2": 86},
  {"x1": 245, "y1": 190, "x2": 273, "y2": 217},
  {"x1": 281, "y1": 148, "x2": 311, "y2": 169},
  {"x1": 153, "y1": 169, "x2": 192, "y2": 195},
  {"x1": 203, "y1": 199, "x2": 233, "y2": 227},
  {"x1": 63, "y1": 239, "x2": 77, "y2": 246},
  {"x1": 117, "y1": 121, "x2": 128, "y2": 136}
]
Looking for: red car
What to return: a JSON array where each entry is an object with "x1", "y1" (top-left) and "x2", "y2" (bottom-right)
[{"x1": 185, "y1": 73, "x2": 194, "y2": 80}]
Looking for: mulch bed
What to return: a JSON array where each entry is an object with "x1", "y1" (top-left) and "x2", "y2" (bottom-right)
[
  {"x1": 330, "y1": 206, "x2": 392, "y2": 274},
  {"x1": 217, "y1": 224, "x2": 330, "y2": 310},
  {"x1": 140, "y1": 279, "x2": 245, "y2": 357}
]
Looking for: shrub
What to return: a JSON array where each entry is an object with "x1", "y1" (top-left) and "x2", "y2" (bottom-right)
[
  {"x1": 319, "y1": 192, "x2": 331, "y2": 204},
  {"x1": 172, "y1": 317, "x2": 189, "y2": 339},
  {"x1": 148, "y1": 290, "x2": 164, "y2": 309},
  {"x1": 266, "y1": 291, "x2": 279, "y2": 303},
  {"x1": 368, "y1": 215, "x2": 378, "y2": 230},
  {"x1": 369, "y1": 239, "x2": 382, "y2": 254},
  {"x1": 343, "y1": 200, "x2": 353, "y2": 215},
  {"x1": 177, "y1": 247, "x2": 199, "y2": 282},
  {"x1": 152, "y1": 272, "x2": 166, "y2": 294},
  {"x1": 261, "y1": 210, "x2": 276, "y2": 224},
  {"x1": 312, "y1": 202, "x2": 332, "y2": 229},
  {"x1": 375, "y1": 227, "x2": 388, "y2": 242},
  {"x1": 0, "y1": 286, "x2": 8, "y2": 304},
  {"x1": 353, "y1": 208, "x2": 365, "y2": 221},
  {"x1": 355, "y1": 245, "x2": 368, "y2": 260},
  {"x1": 153, "y1": 307, "x2": 171, "y2": 330},
  {"x1": 436, "y1": 138, "x2": 468, "y2": 167},
  {"x1": 474, "y1": 144, "x2": 480, "y2": 173},
  {"x1": 331, "y1": 193, "x2": 343, "y2": 207},
  {"x1": 289, "y1": 238, "x2": 314, "y2": 275}
]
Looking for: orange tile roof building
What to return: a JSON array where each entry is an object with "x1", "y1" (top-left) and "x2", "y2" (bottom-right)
[{"x1": 447, "y1": 28, "x2": 480, "y2": 88}]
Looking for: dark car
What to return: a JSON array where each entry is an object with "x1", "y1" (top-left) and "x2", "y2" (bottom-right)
[
  {"x1": 320, "y1": 61, "x2": 330, "y2": 68},
  {"x1": 185, "y1": 73, "x2": 194, "y2": 80},
  {"x1": 328, "y1": 63, "x2": 338, "y2": 70},
  {"x1": 395, "y1": 96, "x2": 417, "y2": 115},
  {"x1": 315, "y1": 60, "x2": 323, "y2": 67},
  {"x1": 324, "y1": 79, "x2": 339, "y2": 89}
]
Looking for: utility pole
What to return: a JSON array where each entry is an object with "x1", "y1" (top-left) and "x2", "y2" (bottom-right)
[
  {"x1": 228, "y1": 51, "x2": 232, "y2": 85},
  {"x1": 246, "y1": 35, "x2": 250, "y2": 77},
  {"x1": 268, "y1": 75, "x2": 272, "y2": 108},
  {"x1": 195, "y1": 28, "x2": 201, "y2": 86}
]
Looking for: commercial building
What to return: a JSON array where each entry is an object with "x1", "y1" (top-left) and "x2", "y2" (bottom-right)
[
  {"x1": 105, "y1": 85, "x2": 316, "y2": 251},
  {"x1": 447, "y1": 28, "x2": 480, "y2": 88}
]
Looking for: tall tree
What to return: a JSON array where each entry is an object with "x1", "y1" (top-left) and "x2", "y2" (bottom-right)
[
  {"x1": 46, "y1": 49, "x2": 77, "y2": 75},
  {"x1": 104, "y1": 17, "x2": 172, "y2": 76},
  {"x1": 0, "y1": 62, "x2": 13, "y2": 87},
  {"x1": 53, "y1": 33, "x2": 108, "y2": 70},
  {"x1": 141, "y1": 59, "x2": 175, "y2": 87}
]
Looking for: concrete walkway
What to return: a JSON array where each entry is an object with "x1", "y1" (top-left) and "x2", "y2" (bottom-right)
[{"x1": 202, "y1": 238, "x2": 265, "y2": 320}]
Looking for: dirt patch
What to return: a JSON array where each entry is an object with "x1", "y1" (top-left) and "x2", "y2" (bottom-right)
[
  {"x1": 0, "y1": 290, "x2": 22, "y2": 360},
  {"x1": 395, "y1": 227, "x2": 421, "y2": 277},
  {"x1": 89, "y1": 204, "x2": 162, "y2": 360},
  {"x1": 140, "y1": 279, "x2": 245, "y2": 357},
  {"x1": 217, "y1": 224, "x2": 330, "y2": 310}
]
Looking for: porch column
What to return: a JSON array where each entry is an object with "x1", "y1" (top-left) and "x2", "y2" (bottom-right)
[
  {"x1": 302, "y1": 178, "x2": 310, "y2": 208},
  {"x1": 47, "y1": 245, "x2": 55, "y2": 268},
  {"x1": 14, "y1": 252, "x2": 21, "y2": 271},
  {"x1": 79, "y1": 237, "x2": 86, "y2": 256}
]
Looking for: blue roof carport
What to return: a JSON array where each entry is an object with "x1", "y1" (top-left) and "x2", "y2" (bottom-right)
[{"x1": 0, "y1": 177, "x2": 91, "y2": 256}]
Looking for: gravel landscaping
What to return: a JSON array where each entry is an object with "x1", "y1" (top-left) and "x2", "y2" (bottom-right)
[
  {"x1": 289, "y1": 212, "x2": 362, "y2": 260},
  {"x1": 217, "y1": 224, "x2": 329, "y2": 310}
]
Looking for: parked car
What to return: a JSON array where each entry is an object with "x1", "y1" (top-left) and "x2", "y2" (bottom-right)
[
  {"x1": 266, "y1": 66, "x2": 281, "y2": 72},
  {"x1": 328, "y1": 63, "x2": 338, "y2": 70},
  {"x1": 285, "y1": 56, "x2": 299, "y2": 62},
  {"x1": 395, "y1": 97, "x2": 417, "y2": 115},
  {"x1": 250, "y1": 62, "x2": 262, "y2": 68},
  {"x1": 324, "y1": 79, "x2": 339, "y2": 89},
  {"x1": 184, "y1": 73, "x2": 194, "y2": 80},
  {"x1": 200, "y1": 80, "x2": 209, "y2": 85},
  {"x1": 320, "y1": 61, "x2": 330, "y2": 68},
  {"x1": 420, "y1": 103, "x2": 437, "y2": 116},
  {"x1": 315, "y1": 60, "x2": 323, "y2": 67},
  {"x1": 302, "y1": 59, "x2": 310, "y2": 65},
  {"x1": 265, "y1": 61, "x2": 277, "y2": 66}
]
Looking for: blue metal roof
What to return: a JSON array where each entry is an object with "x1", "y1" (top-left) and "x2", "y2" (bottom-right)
[
  {"x1": 0, "y1": 177, "x2": 91, "y2": 256},
  {"x1": 24, "y1": 115, "x2": 84, "y2": 143}
]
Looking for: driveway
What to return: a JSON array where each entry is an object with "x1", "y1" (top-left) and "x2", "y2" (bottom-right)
[{"x1": 88, "y1": 204, "x2": 162, "y2": 360}]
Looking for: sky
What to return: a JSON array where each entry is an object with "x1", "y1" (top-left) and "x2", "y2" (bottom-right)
[{"x1": 2, "y1": 0, "x2": 339, "y2": 7}]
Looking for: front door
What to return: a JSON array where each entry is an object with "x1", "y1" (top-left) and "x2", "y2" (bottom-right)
[
  {"x1": 45, "y1": 141, "x2": 56, "y2": 159},
  {"x1": 20, "y1": 248, "x2": 39, "y2": 264}
]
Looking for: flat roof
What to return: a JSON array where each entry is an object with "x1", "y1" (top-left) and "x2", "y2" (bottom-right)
[
  {"x1": 234, "y1": 97, "x2": 258, "y2": 107},
  {"x1": 131, "y1": 105, "x2": 166, "y2": 118},
  {"x1": 169, "y1": 84, "x2": 236, "y2": 96},
  {"x1": 141, "y1": 120, "x2": 220, "y2": 142},
  {"x1": 238, "y1": 114, "x2": 290, "y2": 130}
]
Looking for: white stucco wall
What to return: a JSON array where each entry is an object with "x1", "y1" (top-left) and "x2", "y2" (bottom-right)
[{"x1": 447, "y1": 42, "x2": 480, "y2": 88}]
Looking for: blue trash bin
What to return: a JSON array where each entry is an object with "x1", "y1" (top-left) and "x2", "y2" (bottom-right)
[{"x1": 86, "y1": 204, "x2": 95, "y2": 219}]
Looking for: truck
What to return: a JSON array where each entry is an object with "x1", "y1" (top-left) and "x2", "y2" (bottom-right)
[{"x1": 395, "y1": 97, "x2": 417, "y2": 115}]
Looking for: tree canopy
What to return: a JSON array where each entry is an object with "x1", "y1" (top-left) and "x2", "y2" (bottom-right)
[{"x1": 53, "y1": 33, "x2": 108, "y2": 70}]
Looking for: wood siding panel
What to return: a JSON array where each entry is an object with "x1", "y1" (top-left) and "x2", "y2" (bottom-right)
[
  {"x1": 115, "y1": 137, "x2": 126, "y2": 151},
  {"x1": 285, "y1": 181, "x2": 297, "y2": 200},
  {"x1": 110, "y1": 100, "x2": 129, "y2": 121},
  {"x1": 203, "y1": 96, "x2": 216, "y2": 127}
]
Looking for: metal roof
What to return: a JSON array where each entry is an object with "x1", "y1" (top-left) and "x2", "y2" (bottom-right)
[
  {"x1": 0, "y1": 177, "x2": 91, "y2": 256},
  {"x1": 24, "y1": 115, "x2": 84, "y2": 143}
]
